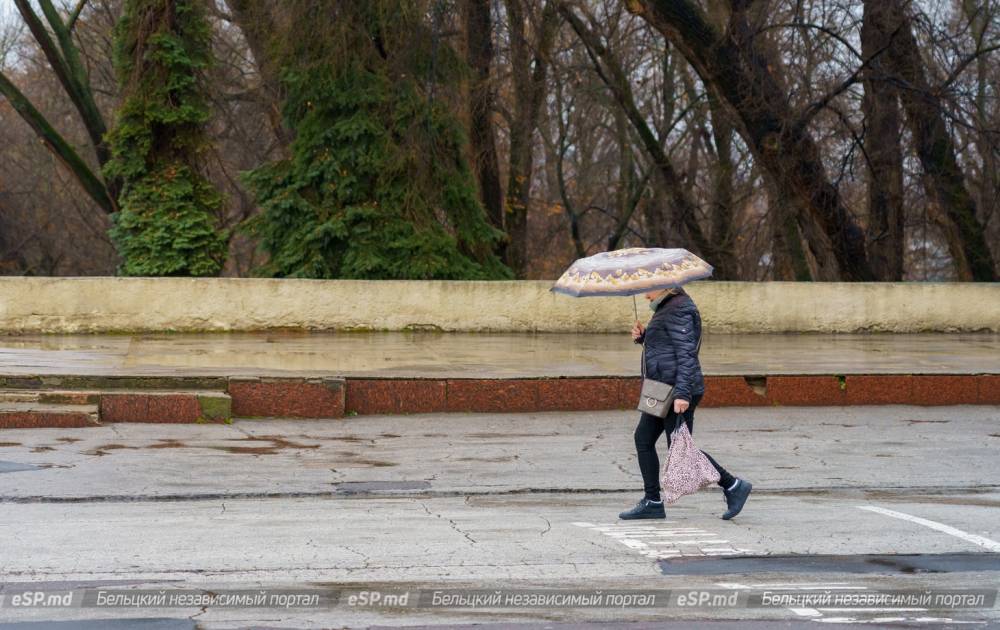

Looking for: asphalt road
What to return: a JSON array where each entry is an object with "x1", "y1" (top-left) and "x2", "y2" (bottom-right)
[{"x1": 0, "y1": 405, "x2": 998, "y2": 628}]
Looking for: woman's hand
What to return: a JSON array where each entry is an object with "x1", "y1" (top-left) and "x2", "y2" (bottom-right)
[
  {"x1": 631, "y1": 321, "x2": 645, "y2": 342},
  {"x1": 673, "y1": 398, "x2": 690, "y2": 414}
]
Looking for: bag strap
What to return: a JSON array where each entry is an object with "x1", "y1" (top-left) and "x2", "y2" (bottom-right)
[{"x1": 636, "y1": 321, "x2": 700, "y2": 433}]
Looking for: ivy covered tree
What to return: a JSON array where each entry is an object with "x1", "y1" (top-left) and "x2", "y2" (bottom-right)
[
  {"x1": 240, "y1": 1, "x2": 511, "y2": 279},
  {"x1": 103, "y1": 0, "x2": 227, "y2": 276}
]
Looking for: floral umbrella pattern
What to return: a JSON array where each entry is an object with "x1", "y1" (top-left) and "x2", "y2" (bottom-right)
[{"x1": 550, "y1": 247, "x2": 713, "y2": 297}]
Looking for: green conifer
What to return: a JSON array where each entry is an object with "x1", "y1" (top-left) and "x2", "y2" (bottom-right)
[
  {"x1": 241, "y1": 1, "x2": 511, "y2": 279},
  {"x1": 104, "y1": 0, "x2": 227, "y2": 276}
]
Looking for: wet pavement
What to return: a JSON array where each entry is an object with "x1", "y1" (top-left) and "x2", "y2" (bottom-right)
[
  {"x1": 0, "y1": 406, "x2": 997, "y2": 500},
  {"x1": 0, "y1": 405, "x2": 998, "y2": 627},
  {"x1": 1, "y1": 331, "x2": 998, "y2": 378}
]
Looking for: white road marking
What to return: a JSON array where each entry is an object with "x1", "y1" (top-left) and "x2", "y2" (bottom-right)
[
  {"x1": 649, "y1": 538, "x2": 729, "y2": 547},
  {"x1": 857, "y1": 506, "x2": 1000, "y2": 552},
  {"x1": 789, "y1": 607, "x2": 823, "y2": 617},
  {"x1": 573, "y1": 521, "x2": 753, "y2": 558}
]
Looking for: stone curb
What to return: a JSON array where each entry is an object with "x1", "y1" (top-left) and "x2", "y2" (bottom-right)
[
  {"x1": 0, "y1": 374, "x2": 997, "y2": 428},
  {"x1": 100, "y1": 391, "x2": 232, "y2": 424},
  {"x1": 344, "y1": 374, "x2": 1000, "y2": 414}
]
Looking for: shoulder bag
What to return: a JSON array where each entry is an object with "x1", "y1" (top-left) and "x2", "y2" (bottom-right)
[{"x1": 636, "y1": 330, "x2": 702, "y2": 418}]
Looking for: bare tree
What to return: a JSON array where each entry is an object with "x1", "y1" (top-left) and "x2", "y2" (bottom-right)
[
  {"x1": 862, "y1": 0, "x2": 906, "y2": 280},
  {"x1": 622, "y1": 0, "x2": 875, "y2": 280},
  {"x1": 504, "y1": 0, "x2": 559, "y2": 277},
  {"x1": 877, "y1": 0, "x2": 996, "y2": 280}
]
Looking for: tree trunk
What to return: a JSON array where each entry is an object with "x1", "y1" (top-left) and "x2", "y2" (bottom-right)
[
  {"x1": 960, "y1": 0, "x2": 999, "y2": 269},
  {"x1": 768, "y1": 180, "x2": 812, "y2": 281},
  {"x1": 623, "y1": 0, "x2": 874, "y2": 280},
  {"x1": 463, "y1": 0, "x2": 504, "y2": 234},
  {"x1": 706, "y1": 95, "x2": 740, "y2": 279},
  {"x1": 503, "y1": 0, "x2": 558, "y2": 277},
  {"x1": 861, "y1": 0, "x2": 905, "y2": 281},
  {"x1": 878, "y1": 0, "x2": 997, "y2": 280},
  {"x1": 225, "y1": 0, "x2": 294, "y2": 151}
]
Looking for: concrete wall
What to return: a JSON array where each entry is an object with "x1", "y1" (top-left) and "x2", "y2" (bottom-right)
[{"x1": 0, "y1": 277, "x2": 997, "y2": 334}]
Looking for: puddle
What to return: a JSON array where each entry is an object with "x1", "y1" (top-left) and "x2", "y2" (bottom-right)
[
  {"x1": 84, "y1": 437, "x2": 393, "y2": 463},
  {"x1": 208, "y1": 446, "x2": 278, "y2": 455},
  {"x1": 238, "y1": 435, "x2": 322, "y2": 450},
  {"x1": 147, "y1": 439, "x2": 187, "y2": 449},
  {"x1": 330, "y1": 450, "x2": 396, "y2": 466},
  {"x1": 0, "y1": 441, "x2": 22, "y2": 447},
  {"x1": 88, "y1": 444, "x2": 131, "y2": 456},
  {"x1": 908, "y1": 419, "x2": 950, "y2": 424},
  {"x1": 86, "y1": 435, "x2": 320, "y2": 456},
  {"x1": 659, "y1": 552, "x2": 1000, "y2": 575},
  {"x1": 0, "y1": 460, "x2": 41, "y2": 474}
]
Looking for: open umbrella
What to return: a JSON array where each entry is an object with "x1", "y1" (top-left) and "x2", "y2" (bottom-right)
[{"x1": 550, "y1": 247, "x2": 713, "y2": 319}]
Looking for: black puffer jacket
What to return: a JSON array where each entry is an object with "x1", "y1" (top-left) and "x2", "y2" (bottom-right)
[{"x1": 635, "y1": 289, "x2": 704, "y2": 402}]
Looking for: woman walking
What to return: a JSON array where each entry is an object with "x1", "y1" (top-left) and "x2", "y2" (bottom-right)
[{"x1": 618, "y1": 287, "x2": 752, "y2": 520}]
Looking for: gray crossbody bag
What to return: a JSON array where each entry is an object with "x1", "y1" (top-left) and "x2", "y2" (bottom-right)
[{"x1": 637, "y1": 331, "x2": 702, "y2": 418}]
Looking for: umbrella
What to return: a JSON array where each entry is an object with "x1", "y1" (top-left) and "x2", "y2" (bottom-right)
[{"x1": 550, "y1": 247, "x2": 713, "y2": 319}]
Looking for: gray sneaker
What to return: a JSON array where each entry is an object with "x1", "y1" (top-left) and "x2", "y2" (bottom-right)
[{"x1": 619, "y1": 498, "x2": 666, "y2": 520}]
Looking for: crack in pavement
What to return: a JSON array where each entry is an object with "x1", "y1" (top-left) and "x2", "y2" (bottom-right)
[
  {"x1": 340, "y1": 545, "x2": 372, "y2": 570},
  {"x1": 418, "y1": 500, "x2": 478, "y2": 545},
  {"x1": 610, "y1": 456, "x2": 638, "y2": 479},
  {"x1": 539, "y1": 516, "x2": 552, "y2": 537}
]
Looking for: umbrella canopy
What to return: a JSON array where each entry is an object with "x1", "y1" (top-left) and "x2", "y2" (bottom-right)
[{"x1": 550, "y1": 247, "x2": 713, "y2": 297}]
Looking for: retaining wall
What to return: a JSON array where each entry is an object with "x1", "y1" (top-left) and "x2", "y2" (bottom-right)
[{"x1": 1, "y1": 277, "x2": 998, "y2": 334}]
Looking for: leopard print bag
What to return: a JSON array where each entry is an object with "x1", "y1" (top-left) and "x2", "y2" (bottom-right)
[{"x1": 659, "y1": 417, "x2": 720, "y2": 504}]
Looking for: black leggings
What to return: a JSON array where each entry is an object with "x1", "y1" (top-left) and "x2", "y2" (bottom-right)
[{"x1": 633, "y1": 393, "x2": 735, "y2": 501}]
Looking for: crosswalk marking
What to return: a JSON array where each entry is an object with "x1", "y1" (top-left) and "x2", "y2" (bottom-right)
[{"x1": 572, "y1": 521, "x2": 753, "y2": 558}]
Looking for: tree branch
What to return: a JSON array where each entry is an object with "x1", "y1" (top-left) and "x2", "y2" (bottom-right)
[
  {"x1": 15, "y1": 0, "x2": 109, "y2": 166},
  {"x1": 0, "y1": 70, "x2": 114, "y2": 213},
  {"x1": 561, "y1": 1, "x2": 710, "y2": 255},
  {"x1": 66, "y1": 0, "x2": 89, "y2": 32},
  {"x1": 794, "y1": 33, "x2": 896, "y2": 133}
]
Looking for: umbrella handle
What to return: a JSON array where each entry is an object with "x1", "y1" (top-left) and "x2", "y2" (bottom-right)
[{"x1": 632, "y1": 295, "x2": 638, "y2": 322}]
